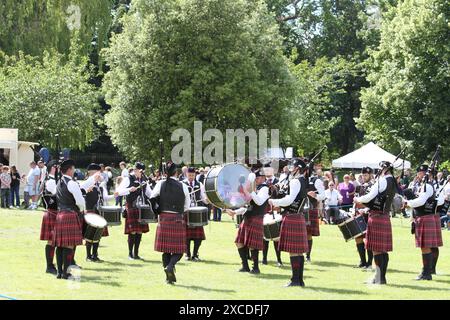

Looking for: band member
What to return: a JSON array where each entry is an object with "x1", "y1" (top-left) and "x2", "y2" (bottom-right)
[
  {"x1": 151, "y1": 162, "x2": 190, "y2": 284},
  {"x1": 263, "y1": 168, "x2": 282, "y2": 266},
  {"x1": 404, "y1": 168, "x2": 443, "y2": 280},
  {"x1": 117, "y1": 162, "x2": 152, "y2": 260},
  {"x1": 354, "y1": 167, "x2": 374, "y2": 269},
  {"x1": 354, "y1": 161, "x2": 396, "y2": 285},
  {"x1": 227, "y1": 169, "x2": 268, "y2": 274},
  {"x1": 269, "y1": 158, "x2": 309, "y2": 287},
  {"x1": 52, "y1": 160, "x2": 86, "y2": 279},
  {"x1": 40, "y1": 160, "x2": 58, "y2": 274},
  {"x1": 431, "y1": 174, "x2": 447, "y2": 274},
  {"x1": 183, "y1": 167, "x2": 208, "y2": 261}
]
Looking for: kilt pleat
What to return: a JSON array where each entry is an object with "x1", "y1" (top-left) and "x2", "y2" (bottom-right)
[
  {"x1": 184, "y1": 214, "x2": 206, "y2": 240},
  {"x1": 415, "y1": 214, "x2": 443, "y2": 248},
  {"x1": 154, "y1": 213, "x2": 186, "y2": 254},
  {"x1": 306, "y1": 208, "x2": 320, "y2": 236},
  {"x1": 234, "y1": 215, "x2": 264, "y2": 250},
  {"x1": 124, "y1": 204, "x2": 149, "y2": 234},
  {"x1": 40, "y1": 208, "x2": 57, "y2": 241},
  {"x1": 365, "y1": 211, "x2": 392, "y2": 252},
  {"x1": 52, "y1": 210, "x2": 83, "y2": 247},
  {"x1": 86, "y1": 210, "x2": 109, "y2": 238},
  {"x1": 278, "y1": 213, "x2": 308, "y2": 254}
]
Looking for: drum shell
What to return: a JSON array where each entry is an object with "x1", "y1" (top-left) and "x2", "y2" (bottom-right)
[
  {"x1": 99, "y1": 206, "x2": 122, "y2": 226},
  {"x1": 84, "y1": 224, "x2": 104, "y2": 242},
  {"x1": 263, "y1": 220, "x2": 281, "y2": 241},
  {"x1": 338, "y1": 215, "x2": 367, "y2": 241},
  {"x1": 187, "y1": 207, "x2": 209, "y2": 227},
  {"x1": 205, "y1": 167, "x2": 222, "y2": 208},
  {"x1": 138, "y1": 205, "x2": 157, "y2": 223}
]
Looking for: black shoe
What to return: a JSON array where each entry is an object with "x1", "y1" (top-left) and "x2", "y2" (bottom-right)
[
  {"x1": 164, "y1": 267, "x2": 177, "y2": 283},
  {"x1": 56, "y1": 273, "x2": 63, "y2": 279},
  {"x1": 262, "y1": 259, "x2": 268, "y2": 265},
  {"x1": 284, "y1": 281, "x2": 305, "y2": 287},
  {"x1": 133, "y1": 255, "x2": 142, "y2": 260},
  {"x1": 238, "y1": 267, "x2": 250, "y2": 272},
  {"x1": 191, "y1": 256, "x2": 201, "y2": 262},
  {"x1": 46, "y1": 265, "x2": 57, "y2": 275},
  {"x1": 86, "y1": 256, "x2": 95, "y2": 262},
  {"x1": 185, "y1": 255, "x2": 191, "y2": 261},
  {"x1": 92, "y1": 256, "x2": 103, "y2": 262},
  {"x1": 357, "y1": 262, "x2": 366, "y2": 268},
  {"x1": 250, "y1": 268, "x2": 260, "y2": 274},
  {"x1": 128, "y1": 254, "x2": 135, "y2": 260},
  {"x1": 62, "y1": 273, "x2": 73, "y2": 280},
  {"x1": 415, "y1": 272, "x2": 432, "y2": 281}
]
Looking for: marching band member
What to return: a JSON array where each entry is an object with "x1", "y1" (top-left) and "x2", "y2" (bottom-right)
[
  {"x1": 431, "y1": 171, "x2": 445, "y2": 275},
  {"x1": 151, "y1": 162, "x2": 190, "y2": 284},
  {"x1": 52, "y1": 160, "x2": 86, "y2": 279},
  {"x1": 183, "y1": 167, "x2": 208, "y2": 261},
  {"x1": 40, "y1": 160, "x2": 58, "y2": 274},
  {"x1": 269, "y1": 158, "x2": 309, "y2": 287},
  {"x1": 227, "y1": 169, "x2": 268, "y2": 275},
  {"x1": 354, "y1": 161, "x2": 396, "y2": 285},
  {"x1": 116, "y1": 162, "x2": 152, "y2": 260}
]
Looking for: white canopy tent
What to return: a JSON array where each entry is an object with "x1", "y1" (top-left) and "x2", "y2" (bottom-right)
[{"x1": 332, "y1": 142, "x2": 411, "y2": 170}]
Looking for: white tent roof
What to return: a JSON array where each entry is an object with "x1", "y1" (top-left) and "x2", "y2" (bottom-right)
[{"x1": 332, "y1": 142, "x2": 411, "y2": 169}]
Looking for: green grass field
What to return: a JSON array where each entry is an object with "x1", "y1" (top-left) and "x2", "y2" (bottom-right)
[{"x1": 0, "y1": 208, "x2": 449, "y2": 300}]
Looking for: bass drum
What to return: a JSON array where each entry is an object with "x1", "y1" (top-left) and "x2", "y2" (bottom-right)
[{"x1": 205, "y1": 164, "x2": 251, "y2": 209}]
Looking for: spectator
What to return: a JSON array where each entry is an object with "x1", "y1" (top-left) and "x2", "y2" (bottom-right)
[
  {"x1": 279, "y1": 165, "x2": 289, "y2": 182},
  {"x1": 338, "y1": 174, "x2": 355, "y2": 212},
  {"x1": 37, "y1": 160, "x2": 47, "y2": 199},
  {"x1": 1, "y1": 166, "x2": 12, "y2": 208},
  {"x1": 9, "y1": 166, "x2": 21, "y2": 208},
  {"x1": 197, "y1": 167, "x2": 206, "y2": 184},
  {"x1": 120, "y1": 161, "x2": 129, "y2": 178},
  {"x1": 105, "y1": 166, "x2": 114, "y2": 193},
  {"x1": 349, "y1": 173, "x2": 360, "y2": 189},
  {"x1": 324, "y1": 182, "x2": 343, "y2": 224},
  {"x1": 213, "y1": 207, "x2": 222, "y2": 222},
  {"x1": 179, "y1": 165, "x2": 188, "y2": 181},
  {"x1": 99, "y1": 164, "x2": 109, "y2": 185},
  {"x1": 24, "y1": 161, "x2": 41, "y2": 210}
]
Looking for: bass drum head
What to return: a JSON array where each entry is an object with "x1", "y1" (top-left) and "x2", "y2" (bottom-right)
[
  {"x1": 84, "y1": 213, "x2": 107, "y2": 228},
  {"x1": 205, "y1": 164, "x2": 251, "y2": 209}
]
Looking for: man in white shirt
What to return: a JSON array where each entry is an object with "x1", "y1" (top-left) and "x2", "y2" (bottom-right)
[
  {"x1": 26, "y1": 161, "x2": 41, "y2": 210},
  {"x1": 324, "y1": 182, "x2": 342, "y2": 224}
]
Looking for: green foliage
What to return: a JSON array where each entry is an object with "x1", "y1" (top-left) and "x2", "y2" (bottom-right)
[
  {"x1": 0, "y1": 45, "x2": 100, "y2": 149},
  {"x1": 103, "y1": 0, "x2": 295, "y2": 163},
  {"x1": 359, "y1": 0, "x2": 450, "y2": 163}
]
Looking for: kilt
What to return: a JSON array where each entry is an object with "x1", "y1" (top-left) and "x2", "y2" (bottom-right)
[
  {"x1": 414, "y1": 214, "x2": 443, "y2": 248},
  {"x1": 278, "y1": 213, "x2": 308, "y2": 254},
  {"x1": 306, "y1": 208, "x2": 320, "y2": 236},
  {"x1": 40, "y1": 208, "x2": 57, "y2": 241},
  {"x1": 365, "y1": 210, "x2": 392, "y2": 252},
  {"x1": 154, "y1": 213, "x2": 186, "y2": 254},
  {"x1": 124, "y1": 204, "x2": 149, "y2": 234},
  {"x1": 52, "y1": 210, "x2": 83, "y2": 247},
  {"x1": 86, "y1": 210, "x2": 109, "y2": 237},
  {"x1": 184, "y1": 214, "x2": 206, "y2": 240},
  {"x1": 235, "y1": 215, "x2": 264, "y2": 250}
]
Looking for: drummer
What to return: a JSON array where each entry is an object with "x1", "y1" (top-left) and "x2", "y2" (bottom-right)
[
  {"x1": 227, "y1": 169, "x2": 269, "y2": 275},
  {"x1": 116, "y1": 162, "x2": 152, "y2": 260},
  {"x1": 183, "y1": 167, "x2": 208, "y2": 262}
]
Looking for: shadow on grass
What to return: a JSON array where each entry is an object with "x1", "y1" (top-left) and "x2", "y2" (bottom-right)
[
  {"x1": 101, "y1": 261, "x2": 146, "y2": 268},
  {"x1": 307, "y1": 286, "x2": 366, "y2": 295},
  {"x1": 389, "y1": 283, "x2": 450, "y2": 291},
  {"x1": 311, "y1": 261, "x2": 357, "y2": 268},
  {"x1": 82, "y1": 267, "x2": 122, "y2": 273},
  {"x1": 252, "y1": 273, "x2": 314, "y2": 280},
  {"x1": 174, "y1": 284, "x2": 236, "y2": 293},
  {"x1": 81, "y1": 276, "x2": 121, "y2": 287},
  {"x1": 196, "y1": 260, "x2": 237, "y2": 266}
]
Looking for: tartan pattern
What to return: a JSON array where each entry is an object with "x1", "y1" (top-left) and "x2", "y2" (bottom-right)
[
  {"x1": 278, "y1": 213, "x2": 308, "y2": 254},
  {"x1": 184, "y1": 214, "x2": 206, "y2": 240},
  {"x1": 306, "y1": 208, "x2": 320, "y2": 236},
  {"x1": 234, "y1": 215, "x2": 264, "y2": 250},
  {"x1": 40, "y1": 208, "x2": 57, "y2": 241},
  {"x1": 86, "y1": 210, "x2": 109, "y2": 238},
  {"x1": 415, "y1": 214, "x2": 443, "y2": 248},
  {"x1": 51, "y1": 210, "x2": 83, "y2": 247},
  {"x1": 154, "y1": 213, "x2": 186, "y2": 254},
  {"x1": 365, "y1": 210, "x2": 393, "y2": 252},
  {"x1": 434, "y1": 214, "x2": 443, "y2": 247},
  {"x1": 124, "y1": 204, "x2": 150, "y2": 234}
]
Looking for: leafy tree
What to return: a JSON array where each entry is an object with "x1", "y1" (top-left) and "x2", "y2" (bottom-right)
[
  {"x1": 359, "y1": 0, "x2": 450, "y2": 163},
  {"x1": 103, "y1": 0, "x2": 295, "y2": 163}
]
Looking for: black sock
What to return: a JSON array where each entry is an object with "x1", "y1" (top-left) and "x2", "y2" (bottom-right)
[
  {"x1": 134, "y1": 234, "x2": 142, "y2": 257},
  {"x1": 162, "y1": 253, "x2": 171, "y2": 268},
  {"x1": 274, "y1": 242, "x2": 282, "y2": 263},
  {"x1": 251, "y1": 249, "x2": 259, "y2": 270},
  {"x1": 86, "y1": 242, "x2": 92, "y2": 258},
  {"x1": 422, "y1": 252, "x2": 433, "y2": 276},
  {"x1": 381, "y1": 253, "x2": 389, "y2": 282},
  {"x1": 431, "y1": 248, "x2": 439, "y2": 273},
  {"x1": 167, "y1": 253, "x2": 182, "y2": 270},
  {"x1": 193, "y1": 239, "x2": 201, "y2": 257},
  {"x1": 93, "y1": 243, "x2": 99, "y2": 258},
  {"x1": 299, "y1": 255, "x2": 305, "y2": 283},
  {"x1": 56, "y1": 247, "x2": 63, "y2": 274},
  {"x1": 263, "y1": 240, "x2": 269, "y2": 261},
  {"x1": 186, "y1": 240, "x2": 191, "y2": 257},
  {"x1": 128, "y1": 234, "x2": 135, "y2": 256},
  {"x1": 367, "y1": 250, "x2": 373, "y2": 266},
  {"x1": 62, "y1": 248, "x2": 73, "y2": 275},
  {"x1": 289, "y1": 256, "x2": 302, "y2": 283},
  {"x1": 45, "y1": 245, "x2": 54, "y2": 268},
  {"x1": 374, "y1": 254, "x2": 383, "y2": 282},
  {"x1": 356, "y1": 242, "x2": 367, "y2": 265},
  {"x1": 238, "y1": 247, "x2": 250, "y2": 270},
  {"x1": 307, "y1": 239, "x2": 313, "y2": 259}
]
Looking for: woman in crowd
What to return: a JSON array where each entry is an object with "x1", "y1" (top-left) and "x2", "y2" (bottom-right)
[
  {"x1": 9, "y1": 166, "x2": 21, "y2": 208},
  {"x1": 338, "y1": 174, "x2": 355, "y2": 212}
]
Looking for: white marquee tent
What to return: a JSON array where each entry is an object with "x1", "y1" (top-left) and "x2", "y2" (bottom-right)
[{"x1": 332, "y1": 142, "x2": 411, "y2": 170}]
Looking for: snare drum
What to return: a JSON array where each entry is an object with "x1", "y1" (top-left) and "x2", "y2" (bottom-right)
[
  {"x1": 263, "y1": 213, "x2": 282, "y2": 241},
  {"x1": 187, "y1": 206, "x2": 209, "y2": 227},
  {"x1": 235, "y1": 213, "x2": 244, "y2": 228},
  {"x1": 137, "y1": 203, "x2": 157, "y2": 223},
  {"x1": 98, "y1": 205, "x2": 122, "y2": 226},
  {"x1": 338, "y1": 215, "x2": 367, "y2": 241},
  {"x1": 84, "y1": 213, "x2": 107, "y2": 242}
]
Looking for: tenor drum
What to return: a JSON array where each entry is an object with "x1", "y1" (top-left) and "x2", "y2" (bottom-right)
[
  {"x1": 338, "y1": 215, "x2": 367, "y2": 242},
  {"x1": 263, "y1": 213, "x2": 282, "y2": 241},
  {"x1": 137, "y1": 203, "x2": 157, "y2": 223},
  {"x1": 187, "y1": 206, "x2": 209, "y2": 227},
  {"x1": 205, "y1": 164, "x2": 251, "y2": 209},
  {"x1": 98, "y1": 205, "x2": 122, "y2": 226},
  {"x1": 84, "y1": 213, "x2": 107, "y2": 242}
]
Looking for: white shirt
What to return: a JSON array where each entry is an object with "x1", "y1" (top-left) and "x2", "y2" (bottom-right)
[
  {"x1": 27, "y1": 167, "x2": 40, "y2": 185},
  {"x1": 116, "y1": 176, "x2": 152, "y2": 198},
  {"x1": 325, "y1": 189, "x2": 342, "y2": 207},
  {"x1": 121, "y1": 168, "x2": 129, "y2": 178},
  {"x1": 39, "y1": 166, "x2": 47, "y2": 183},
  {"x1": 45, "y1": 176, "x2": 57, "y2": 195},
  {"x1": 234, "y1": 184, "x2": 270, "y2": 215},
  {"x1": 312, "y1": 178, "x2": 326, "y2": 201},
  {"x1": 356, "y1": 174, "x2": 392, "y2": 204},
  {"x1": 271, "y1": 177, "x2": 301, "y2": 208},
  {"x1": 151, "y1": 177, "x2": 190, "y2": 212},
  {"x1": 183, "y1": 179, "x2": 208, "y2": 205},
  {"x1": 406, "y1": 183, "x2": 434, "y2": 208},
  {"x1": 62, "y1": 175, "x2": 86, "y2": 211}
]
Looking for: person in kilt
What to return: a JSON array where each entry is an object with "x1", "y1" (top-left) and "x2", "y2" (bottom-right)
[
  {"x1": 117, "y1": 162, "x2": 152, "y2": 260},
  {"x1": 183, "y1": 167, "x2": 208, "y2": 262},
  {"x1": 227, "y1": 169, "x2": 269, "y2": 275},
  {"x1": 354, "y1": 161, "x2": 396, "y2": 285},
  {"x1": 405, "y1": 168, "x2": 443, "y2": 280},
  {"x1": 151, "y1": 162, "x2": 190, "y2": 284},
  {"x1": 40, "y1": 160, "x2": 59, "y2": 274},
  {"x1": 53, "y1": 160, "x2": 86, "y2": 279},
  {"x1": 269, "y1": 158, "x2": 309, "y2": 287}
]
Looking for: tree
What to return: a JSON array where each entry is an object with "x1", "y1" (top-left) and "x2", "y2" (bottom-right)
[
  {"x1": 103, "y1": 0, "x2": 295, "y2": 163},
  {"x1": 0, "y1": 47, "x2": 99, "y2": 149},
  {"x1": 359, "y1": 0, "x2": 450, "y2": 163}
]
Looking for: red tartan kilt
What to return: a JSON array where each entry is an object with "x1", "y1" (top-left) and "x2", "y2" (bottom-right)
[
  {"x1": 415, "y1": 215, "x2": 443, "y2": 248},
  {"x1": 86, "y1": 210, "x2": 109, "y2": 238},
  {"x1": 278, "y1": 213, "x2": 308, "y2": 254},
  {"x1": 365, "y1": 211, "x2": 392, "y2": 252},
  {"x1": 52, "y1": 210, "x2": 83, "y2": 247},
  {"x1": 154, "y1": 213, "x2": 186, "y2": 254},
  {"x1": 184, "y1": 215, "x2": 206, "y2": 240},
  {"x1": 306, "y1": 209, "x2": 320, "y2": 236},
  {"x1": 124, "y1": 205, "x2": 149, "y2": 234},
  {"x1": 40, "y1": 208, "x2": 57, "y2": 241},
  {"x1": 235, "y1": 215, "x2": 264, "y2": 250}
]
